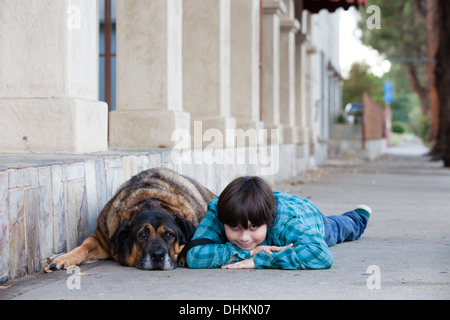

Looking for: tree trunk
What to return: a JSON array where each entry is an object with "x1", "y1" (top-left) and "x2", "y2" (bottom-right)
[
  {"x1": 430, "y1": 0, "x2": 450, "y2": 166},
  {"x1": 427, "y1": 0, "x2": 440, "y2": 141}
]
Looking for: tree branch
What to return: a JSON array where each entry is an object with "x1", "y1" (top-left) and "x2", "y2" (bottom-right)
[
  {"x1": 413, "y1": 0, "x2": 427, "y2": 27},
  {"x1": 406, "y1": 63, "x2": 430, "y2": 114}
]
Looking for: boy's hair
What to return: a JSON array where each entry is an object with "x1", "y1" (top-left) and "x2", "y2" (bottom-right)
[{"x1": 217, "y1": 176, "x2": 277, "y2": 229}]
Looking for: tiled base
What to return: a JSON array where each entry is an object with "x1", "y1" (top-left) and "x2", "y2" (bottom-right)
[{"x1": 0, "y1": 144, "x2": 309, "y2": 282}]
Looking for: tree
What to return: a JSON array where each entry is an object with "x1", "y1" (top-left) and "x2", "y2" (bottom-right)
[
  {"x1": 343, "y1": 62, "x2": 383, "y2": 107},
  {"x1": 358, "y1": 0, "x2": 429, "y2": 115},
  {"x1": 358, "y1": 0, "x2": 450, "y2": 167},
  {"x1": 429, "y1": 0, "x2": 450, "y2": 166},
  {"x1": 389, "y1": 63, "x2": 422, "y2": 130}
]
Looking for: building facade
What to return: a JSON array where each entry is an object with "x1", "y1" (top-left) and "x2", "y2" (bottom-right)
[
  {"x1": 0, "y1": 0, "x2": 345, "y2": 166},
  {"x1": 0, "y1": 0, "x2": 366, "y2": 281}
]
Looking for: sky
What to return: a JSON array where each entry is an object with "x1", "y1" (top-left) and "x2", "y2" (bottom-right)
[{"x1": 339, "y1": 7, "x2": 391, "y2": 78}]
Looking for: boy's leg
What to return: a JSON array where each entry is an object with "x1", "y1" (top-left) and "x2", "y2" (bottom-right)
[{"x1": 322, "y1": 206, "x2": 370, "y2": 246}]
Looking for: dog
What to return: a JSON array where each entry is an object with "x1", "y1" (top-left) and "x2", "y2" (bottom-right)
[{"x1": 47, "y1": 167, "x2": 216, "y2": 271}]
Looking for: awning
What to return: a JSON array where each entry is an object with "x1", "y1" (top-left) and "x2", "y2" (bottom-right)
[{"x1": 302, "y1": 0, "x2": 367, "y2": 14}]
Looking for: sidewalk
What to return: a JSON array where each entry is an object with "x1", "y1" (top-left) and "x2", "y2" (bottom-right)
[{"x1": 2, "y1": 138, "x2": 449, "y2": 300}]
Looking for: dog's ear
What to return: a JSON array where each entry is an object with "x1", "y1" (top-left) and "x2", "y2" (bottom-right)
[
  {"x1": 112, "y1": 222, "x2": 131, "y2": 257},
  {"x1": 174, "y1": 216, "x2": 197, "y2": 243},
  {"x1": 158, "y1": 202, "x2": 196, "y2": 241},
  {"x1": 158, "y1": 201, "x2": 183, "y2": 216}
]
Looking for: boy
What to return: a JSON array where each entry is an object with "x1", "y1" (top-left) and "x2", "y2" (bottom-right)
[{"x1": 186, "y1": 176, "x2": 370, "y2": 270}]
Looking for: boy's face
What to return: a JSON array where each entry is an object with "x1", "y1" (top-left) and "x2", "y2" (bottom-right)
[{"x1": 224, "y1": 221, "x2": 267, "y2": 251}]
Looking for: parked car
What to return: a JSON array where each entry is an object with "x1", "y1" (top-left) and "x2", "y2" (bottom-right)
[{"x1": 343, "y1": 102, "x2": 363, "y2": 124}]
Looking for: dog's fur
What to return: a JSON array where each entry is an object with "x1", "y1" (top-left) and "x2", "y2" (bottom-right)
[{"x1": 48, "y1": 167, "x2": 216, "y2": 270}]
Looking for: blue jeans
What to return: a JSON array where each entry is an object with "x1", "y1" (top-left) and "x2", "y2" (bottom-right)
[{"x1": 322, "y1": 211, "x2": 369, "y2": 246}]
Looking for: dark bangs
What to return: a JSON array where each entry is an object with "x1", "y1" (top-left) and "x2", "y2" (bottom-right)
[{"x1": 217, "y1": 176, "x2": 276, "y2": 229}]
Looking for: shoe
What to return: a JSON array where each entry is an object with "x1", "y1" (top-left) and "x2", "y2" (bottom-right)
[{"x1": 355, "y1": 204, "x2": 371, "y2": 218}]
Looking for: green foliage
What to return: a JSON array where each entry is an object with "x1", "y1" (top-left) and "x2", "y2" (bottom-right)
[
  {"x1": 357, "y1": 0, "x2": 429, "y2": 114},
  {"x1": 390, "y1": 93, "x2": 415, "y2": 123},
  {"x1": 417, "y1": 115, "x2": 432, "y2": 145},
  {"x1": 392, "y1": 121, "x2": 406, "y2": 134},
  {"x1": 342, "y1": 62, "x2": 383, "y2": 107},
  {"x1": 358, "y1": 0, "x2": 427, "y2": 59},
  {"x1": 336, "y1": 113, "x2": 346, "y2": 124}
]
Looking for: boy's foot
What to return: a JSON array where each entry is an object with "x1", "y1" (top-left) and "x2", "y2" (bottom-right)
[{"x1": 355, "y1": 204, "x2": 371, "y2": 219}]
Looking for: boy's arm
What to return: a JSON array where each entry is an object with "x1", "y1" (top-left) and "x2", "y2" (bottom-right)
[
  {"x1": 187, "y1": 242, "x2": 251, "y2": 269},
  {"x1": 252, "y1": 225, "x2": 333, "y2": 270},
  {"x1": 186, "y1": 200, "x2": 251, "y2": 269}
]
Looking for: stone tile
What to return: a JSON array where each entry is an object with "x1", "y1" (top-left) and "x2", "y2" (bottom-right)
[
  {"x1": 204, "y1": 164, "x2": 218, "y2": 194},
  {"x1": 104, "y1": 158, "x2": 122, "y2": 169},
  {"x1": 8, "y1": 170, "x2": 23, "y2": 189},
  {"x1": 105, "y1": 168, "x2": 123, "y2": 200},
  {"x1": 162, "y1": 161, "x2": 175, "y2": 171},
  {"x1": 8, "y1": 189, "x2": 26, "y2": 279},
  {"x1": 176, "y1": 149, "x2": 193, "y2": 176},
  {"x1": 136, "y1": 155, "x2": 150, "y2": 172},
  {"x1": 9, "y1": 221, "x2": 26, "y2": 279},
  {"x1": 38, "y1": 167, "x2": 53, "y2": 260},
  {"x1": 95, "y1": 160, "x2": 107, "y2": 213},
  {"x1": 25, "y1": 187, "x2": 40, "y2": 273},
  {"x1": 122, "y1": 156, "x2": 137, "y2": 181},
  {"x1": 51, "y1": 166, "x2": 66, "y2": 253},
  {"x1": 193, "y1": 162, "x2": 206, "y2": 188},
  {"x1": 85, "y1": 161, "x2": 99, "y2": 235},
  {"x1": 148, "y1": 153, "x2": 162, "y2": 168},
  {"x1": 23, "y1": 168, "x2": 38, "y2": 187},
  {"x1": 161, "y1": 150, "x2": 173, "y2": 165},
  {"x1": 0, "y1": 172, "x2": 9, "y2": 281},
  {"x1": 64, "y1": 180, "x2": 87, "y2": 251},
  {"x1": 78, "y1": 183, "x2": 89, "y2": 245},
  {"x1": 62, "y1": 164, "x2": 85, "y2": 181}
]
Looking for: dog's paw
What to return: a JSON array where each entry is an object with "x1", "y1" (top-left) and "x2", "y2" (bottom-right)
[
  {"x1": 44, "y1": 253, "x2": 78, "y2": 273},
  {"x1": 177, "y1": 256, "x2": 187, "y2": 268}
]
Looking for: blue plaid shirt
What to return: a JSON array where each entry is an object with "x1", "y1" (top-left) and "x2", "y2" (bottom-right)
[{"x1": 186, "y1": 192, "x2": 333, "y2": 270}]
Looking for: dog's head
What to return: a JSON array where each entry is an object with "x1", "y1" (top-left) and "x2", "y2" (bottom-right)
[{"x1": 112, "y1": 203, "x2": 196, "y2": 270}]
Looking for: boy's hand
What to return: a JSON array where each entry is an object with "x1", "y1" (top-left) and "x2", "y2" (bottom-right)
[
  {"x1": 221, "y1": 244, "x2": 294, "y2": 270},
  {"x1": 250, "y1": 243, "x2": 293, "y2": 257},
  {"x1": 221, "y1": 258, "x2": 256, "y2": 269}
]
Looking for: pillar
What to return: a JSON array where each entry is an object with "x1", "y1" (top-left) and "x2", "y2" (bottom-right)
[
  {"x1": 261, "y1": 0, "x2": 287, "y2": 144},
  {"x1": 295, "y1": 31, "x2": 309, "y2": 148},
  {"x1": 110, "y1": 0, "x2": 190, "y2": 149},
  {"x1": 230, "y1": 0, "x2": 263, "y2": 141},
  {"x1": 183, "y1": 0, "x2": 236, "y2": 147},
  {"x1": 279, "y1": 0, "x2": 300, "y2": 143},
  {"x1": 0, "y1": 0, "x2": 108, "y2": 153},
  {"x1": 299, "y1": 11, "x2": 317, "y2": 167}
]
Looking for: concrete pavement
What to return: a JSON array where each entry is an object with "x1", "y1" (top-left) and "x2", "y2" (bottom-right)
[{"x1": 1, "y1": 138, "x2": 449, "y2": 300}]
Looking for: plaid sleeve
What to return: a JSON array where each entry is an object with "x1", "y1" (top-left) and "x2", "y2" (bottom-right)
[
  {"x1": 187, "y1": 243, "x2": 251, "y2": 269},
  {"x1": 253, "y1": 225, "x2": 333, "y2": 270},
  {"x1": 253, "y1": 193, "x2": 333, "y2": 270},
  {"x1": 186, "y1": 198, "x2": 251, "y2": 269}
]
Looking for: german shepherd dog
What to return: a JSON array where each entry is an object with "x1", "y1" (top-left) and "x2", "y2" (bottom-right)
[{"x1": 47, "y1": 168, "x2": 216, "y2": 271}]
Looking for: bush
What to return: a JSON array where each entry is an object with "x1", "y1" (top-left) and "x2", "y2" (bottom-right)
[
  {"x1": 392, "y1": 121, "x2": 406, "y2": 134},
  {"x1": 417, "y1": 115, "x2": 431, "y2": 145},
  {"x1": 336, "y1": 113, "x2": 346, "y2": 124}
]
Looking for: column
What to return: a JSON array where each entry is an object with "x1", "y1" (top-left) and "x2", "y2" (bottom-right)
[
  {"x1": 295, "y1": 27, "x2": 310, "y2": 170},
  {"x1": 0, "y1": 0, "x2": 108, "y2": 153},
  {"x1": 261, "y1": 0, "x2": 287, "y2": 144},
  {"x1": 110, "y1": 0, "x2": 190, "y2": 149},
  {"x1": 183, "y1": 0, "x2": 236, "y2": 147},
  {"x1": 279, "y1": 0, "x2": 300, "y2": 143},
  {"x1": 301, "y1": 11, "x2": 317, "y2": 166},
  {"x1": 230, "y1": 0, "x2": 264, "y2": 143},
  {"x1": 295, "y1": 8, "x2": 309, "y2": 151}
]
